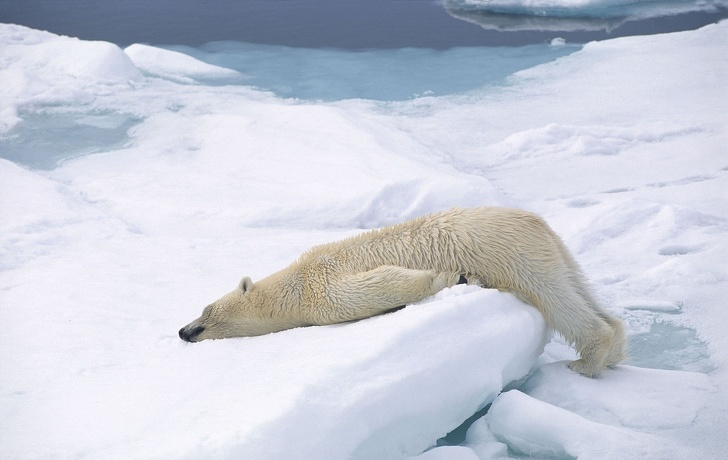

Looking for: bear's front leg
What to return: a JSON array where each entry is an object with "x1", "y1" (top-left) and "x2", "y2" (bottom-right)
[{"x1": 315, "y1": 266, "x2": 460, "y2": 324}]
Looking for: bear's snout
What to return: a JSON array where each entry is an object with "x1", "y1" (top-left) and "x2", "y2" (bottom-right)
[{"x1": 179, "y1": 325, "x2": 205, "y2": 342}]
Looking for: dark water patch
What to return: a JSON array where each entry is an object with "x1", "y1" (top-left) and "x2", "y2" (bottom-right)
[
  {"x1": 3, "y1": 0, "x2": 726, "y2": 49},
  {"x1": 435, "y1": 403, "x2": 491, "y2": 447},
  {"x1": 2, "y1": 0, "x2": 522, "y2": 49}
]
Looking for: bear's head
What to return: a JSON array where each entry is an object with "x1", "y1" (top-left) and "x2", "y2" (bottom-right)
[{"x1": 179, "y1": 277, "x2": 279, "y2": 342}]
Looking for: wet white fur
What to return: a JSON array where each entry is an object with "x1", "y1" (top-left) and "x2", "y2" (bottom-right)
[{"x1": 180, "y1": 207, "x2": 626, "y2": 377}]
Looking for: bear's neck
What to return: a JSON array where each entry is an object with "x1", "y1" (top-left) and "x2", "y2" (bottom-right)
[{"x1": 253, "y1": 271, "x2": 312, "y2": 328}]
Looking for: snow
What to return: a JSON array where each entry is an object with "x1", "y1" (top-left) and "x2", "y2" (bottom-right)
[
  {"x1": 124, "y1": 44, "x2": 242, "y2": 84},
  {"x1": 1, "y1": 14, "x2": 728, "y2": 460}
]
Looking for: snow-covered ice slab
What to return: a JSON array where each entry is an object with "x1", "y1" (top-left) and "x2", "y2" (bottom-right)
[
  {"x1": 233, "y1": 288, "x2": 547, "y2": 460},
  {"x1": 521, "y1": 362, "x2": 715, "y2": 430},
  {"x1": 480, "y1": 390, "x2": 693, "y2": 459},
  {"x1": 0, "y1": 285, "x2": 546, "y2": 459},
  {"x1": 433, "y1": 362, "x2": 716, "y2": 459}
]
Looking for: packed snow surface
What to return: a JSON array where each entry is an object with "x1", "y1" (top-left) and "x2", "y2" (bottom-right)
[{"x1": 1, "y1": 17, "x2": 727, "y2": 460}]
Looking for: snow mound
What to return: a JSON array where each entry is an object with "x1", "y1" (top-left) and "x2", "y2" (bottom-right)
[
  {"x1": 124, "y1": 44, "x2": 242, "y2": 83},
  {"x1": 0, "y1": 24, "x2": 141, "y2": 132}
]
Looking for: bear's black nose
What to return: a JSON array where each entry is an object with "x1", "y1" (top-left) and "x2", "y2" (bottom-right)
[{"x1": 179, "y1": 325, "x2": 205, "y2": 342}]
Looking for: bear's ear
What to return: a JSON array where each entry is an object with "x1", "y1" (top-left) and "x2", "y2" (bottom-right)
[{"x1": 238, "y1": 276, "x2": 254, "y2": 293}]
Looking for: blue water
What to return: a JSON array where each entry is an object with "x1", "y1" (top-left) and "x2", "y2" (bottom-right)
[
  {"x1": 628, "y1": 322, "x2": 714, "y2": 373},
  {"x1": 0, "y1": 112, "x2": 140, "y2": 170},
  {"x1": 166, "y1": 41, "x2": 579, "y2": 101}
]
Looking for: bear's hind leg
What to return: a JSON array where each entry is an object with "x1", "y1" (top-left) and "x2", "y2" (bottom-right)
[
  {"x1": 533, "y1": 286, "x2": 618, "y2": 378},
  {"x1": 601, "y1": 312, "x2": 627, "y2": 368},
  {"x1": 567, "y1": 321, "x2": 614, "y2": 378},
  {"x1": 566, "y1": 310, "x2": 625, "y2": 377}
]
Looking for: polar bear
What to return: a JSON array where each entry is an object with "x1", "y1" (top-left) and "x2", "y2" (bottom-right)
[{"x1": 179, "y1": 207, "x2": 625, "y2": 377}]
